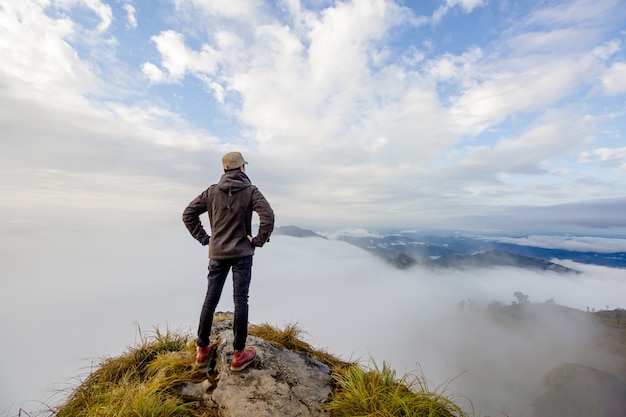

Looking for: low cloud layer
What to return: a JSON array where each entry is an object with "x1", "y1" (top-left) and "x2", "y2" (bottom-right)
[
  {"x1": 495, "y1": 235, "x2": 626, "y2": 253},
  {"x1": 2, "y1": 222, "x2": 624, "y2": 416}
]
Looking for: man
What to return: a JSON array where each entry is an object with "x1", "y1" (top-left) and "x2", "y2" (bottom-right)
[{"x1": 183, "y1": 151, "x2": 274, "y2": 371}]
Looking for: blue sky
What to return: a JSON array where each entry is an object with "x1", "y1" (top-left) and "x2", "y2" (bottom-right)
[{"x1": 2, "y1": 0, "x2": 626, "y2": 234}]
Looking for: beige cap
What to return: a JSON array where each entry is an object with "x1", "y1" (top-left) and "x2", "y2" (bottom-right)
[{"x1": 222, "y1": 152, "x2": 248, "y2": 170}]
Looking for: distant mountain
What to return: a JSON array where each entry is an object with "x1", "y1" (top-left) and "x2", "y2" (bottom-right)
[
  {"x1": 277, "y1": 227, "x2": 626, "y2": 270},
  {"x1": 491, "y1": 242, "x2": 626, "y2": 268},
  {"x1": 273, "y1": 225, "x2": 327, "y2": 239},
  {"x1": 429, "y1": 249, "x2": 577, "y2": 273},
  {"x1": 335, "y1": 233, "x2": 580, "y2": 272}
]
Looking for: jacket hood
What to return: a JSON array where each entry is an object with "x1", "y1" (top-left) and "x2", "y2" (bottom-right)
[{"x1": 217, "y1": 170, "x2": 252, "y2": 194}]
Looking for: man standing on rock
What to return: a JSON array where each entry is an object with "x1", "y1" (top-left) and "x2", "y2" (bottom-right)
[{"x1": 183, "y1": 151, "x2": 274, "y2": 371}]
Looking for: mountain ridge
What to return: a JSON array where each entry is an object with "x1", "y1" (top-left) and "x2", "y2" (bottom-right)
[
  {"x1": 273, "y1": 225, "x2": 328, "y2": 239},
  {"x1": 274, "y1": 226, "x2": 622, "y2": 272}
]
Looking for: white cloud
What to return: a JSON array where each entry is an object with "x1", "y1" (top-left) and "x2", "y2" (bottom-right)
[
  {"x1": 143, "y1": 28, "x2": 236, "y2": 86},
  {"x1": 142, "y1": 0, "x2": 420, "y2": 160},
  {"x1": 494, "y1": 235, "x2": 626, "y2": 253},
  {"x1": 596, "y1": 147, "x2": 626, "y2": 172},
  {"x1": 53, "y1": 0, "x2": 113, "y2": 32},
  {"x1": 123, "y1": 2, "x2": 137, "y2": 29},
  {"x1": 447, "y1": 44, "x2": 613, "y2": 136},
  {"x1": 426, "y1": 46, "x2": 483, "y2": 83},
  {"x1": 89, "y1": 0, "x2": 625, "y2": 231},
  {"x1": 1, "y1": 0, "x2": 626, "y2": 234},
  {"x1": 0, "y1": 1, "x2": 101, "y2": 101},
  {"x1": 172, "y1": 0, "x2": 263, "y2": 21},
  {"x1": 579, "y1": 146, "x2": 626, "y2": 172},
  {"x1": 594, "y1": 146, "x2": 626, "y2": 162},
  {"x1": 441, "y1": 110, "x2": 595, "y2": 195},
  {"x1": 141, "y1": 61, "x2": 165, "y2": 83},
  {"x1": 432, "y1": 0, "x2": 487, "y2": 23},
  {"x1": 321, "y1": 228, "x2": 384, "y2": 239},
  {"x1": 441, "y1": 2, "x2": 622, "y2": 136},
  {"x1": 146, "y1": 30, "x2": 201, "y2": 83},
  {"x1": 601, "y1": 61, "x2": 626, "y2": 95},
  {"x1": 45, "y1": 0, "x2": 113, "y2": 32},
  {"x1": 525, "y1": 0, "x2": 621, "y2": 29}
]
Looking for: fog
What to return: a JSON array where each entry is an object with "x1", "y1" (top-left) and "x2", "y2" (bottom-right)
[
  {"x1": 494, "y1": 235, "x2": 626, "y2": 253},
  {"x1": 1, "y1": 222, "x2": 625, "y2": 416}
]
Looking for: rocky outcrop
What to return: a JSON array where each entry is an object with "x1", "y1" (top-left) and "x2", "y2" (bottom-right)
[{"x1": 179, "y1": 316, "x2": 333, "y2": 417}]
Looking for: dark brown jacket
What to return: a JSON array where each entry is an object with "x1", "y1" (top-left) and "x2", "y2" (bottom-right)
[{"x1": 182, "y1": 170, "x2": 274, "y2": 259}]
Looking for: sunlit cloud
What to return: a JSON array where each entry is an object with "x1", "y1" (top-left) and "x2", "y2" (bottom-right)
[
  {"x1": 494, "y1": 235, "x2": 626, "y2": 253},
  {"x1": 122, "y1": 2, "x2": 137, "y2": 29},
  {"x1": 2, "y1": 0, "x2": 625, "y2": 231}
]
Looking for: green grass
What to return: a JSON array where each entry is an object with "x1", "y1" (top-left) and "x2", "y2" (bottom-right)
[
  {"x1": 326, "y1": 360, "x2": 470, "y2": 417},
  {"x1": 47, "y1": 323, "x2": 471, "y2": 417}
]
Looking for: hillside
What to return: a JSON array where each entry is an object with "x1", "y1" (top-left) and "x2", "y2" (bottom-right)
[
  {"x1": 46, "y1": 314, "x2": 468, "y2": 417},
  {"x1": 273, "y1": 225, "x2": 328, "y2": 239},
  {"x1": 429, "y1": 249, "x2": 578, "y2": 273},
  {"x1": 34, "y1": 307, "x2": 626, "y2": 417}
]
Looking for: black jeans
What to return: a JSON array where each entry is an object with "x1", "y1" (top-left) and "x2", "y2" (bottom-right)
[{"x1": 197, "y1": 255, "x2": 253, "y2": 351}]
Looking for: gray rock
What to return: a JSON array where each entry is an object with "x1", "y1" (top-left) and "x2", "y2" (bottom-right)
[
  {"x1": 188, "y1": 315, "x2": 333, "y2": 417},
  {"x1": 178, "y1": 379, "x2": 212, "y2": 401}
]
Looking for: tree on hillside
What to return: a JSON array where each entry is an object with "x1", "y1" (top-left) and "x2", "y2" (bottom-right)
[{"x1": 513, "y1": 291, "x2": 529, "y2": 305}]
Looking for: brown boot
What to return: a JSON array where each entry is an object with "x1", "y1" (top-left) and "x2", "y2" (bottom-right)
[
  {"x1": 230, "y1": 347, "x2": 256, "y2": 371},
  {"x1": 195, "y1": 345, "x2": 212, "y2": 367}
]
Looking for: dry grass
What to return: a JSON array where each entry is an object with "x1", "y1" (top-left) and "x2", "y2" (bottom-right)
[
  {"x1": 249, "y1": 322, "x2": 355, "y2": 372},
  {"x1": 52, "y1": 327, "x2": 212, "y2": 417}
]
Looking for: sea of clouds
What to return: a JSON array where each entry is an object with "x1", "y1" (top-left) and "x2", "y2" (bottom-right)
[{"x1": 1, "y1": 221, "x2": 625, "y2": 416}]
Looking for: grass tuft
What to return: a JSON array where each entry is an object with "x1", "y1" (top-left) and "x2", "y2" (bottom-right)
[
  {"x1": 249, "y1": 322, "x2": 355, "y2": 372},
  {"x1": 326, "y1": 360, "x2": 471, "y2": 417},
  {"x1": 53, "y1": 327, "x2": 207, "y2": 417}
]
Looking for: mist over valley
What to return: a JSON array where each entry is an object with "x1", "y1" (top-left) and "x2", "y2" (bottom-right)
[{"x1": 3, "y1": 222, "x2": 625, "y2": 416}]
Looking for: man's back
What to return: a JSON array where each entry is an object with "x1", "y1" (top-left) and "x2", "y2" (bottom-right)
[{"x1": 182, "y1": 169, "x2": 274, "y2": 260}]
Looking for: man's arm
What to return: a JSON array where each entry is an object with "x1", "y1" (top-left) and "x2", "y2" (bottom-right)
[
  {"x1": 182, "y1": 190, "x2": 211, "y2": 245},
  {"x1": 250, "y1": 188, "x2": 274, "y2": 247}
]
